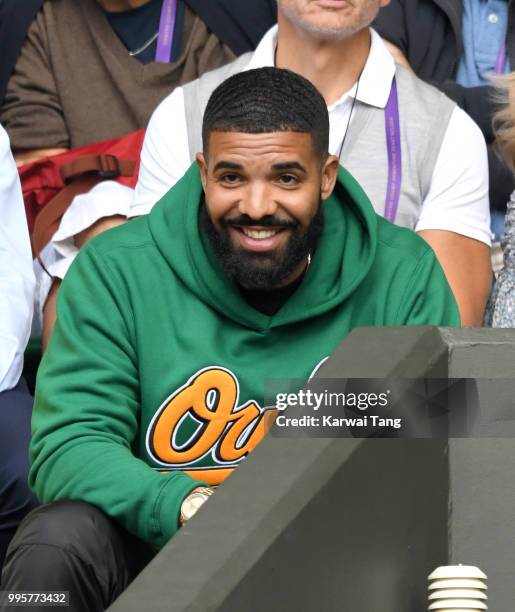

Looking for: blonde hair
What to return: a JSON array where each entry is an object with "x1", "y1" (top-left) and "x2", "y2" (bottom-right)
[{"x1": 493, "y1": 72, "x2": 515, "y2": 171}]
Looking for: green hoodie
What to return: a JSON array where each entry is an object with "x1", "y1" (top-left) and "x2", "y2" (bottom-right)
[{"x1": 31, "y1": 163, "x2": 459, "y2": 548}]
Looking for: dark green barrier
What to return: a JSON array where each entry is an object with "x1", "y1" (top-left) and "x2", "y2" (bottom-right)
[{"x1": 108, "y1": 327, "x2": 515, "y2": 611}]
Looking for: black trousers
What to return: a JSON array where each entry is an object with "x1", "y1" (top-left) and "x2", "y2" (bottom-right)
[
  {"x1": 0, "y1": 380, "x2": 39, "y2": 570},
  {"x1": 1, "y1": 500, "x2": 156, "y2": 611}
]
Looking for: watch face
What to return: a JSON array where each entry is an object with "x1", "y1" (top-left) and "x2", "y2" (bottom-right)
[{"x1": 182, "y1": 492, "x2": 208, "y2": 521}]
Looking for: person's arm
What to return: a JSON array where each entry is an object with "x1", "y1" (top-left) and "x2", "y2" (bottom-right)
[
  {"x1": 0, "y1": 126, "x2": 35, "y2": 391},
  {"x1": 131, "y1": 87, "x2": 192, "y2": 217},
  {"x1": 417, "y1": 230, "x2": 491, "y2": 327},
  {"x1": 1, "y1": 8, "x2": 70, "y2": 154},
  {"x1": 30, "y1": 243, "x2": 200, "y2": 547},
  {"x1": 415, "y1": 107, "x2": 492, "y2": 327},
  {"x1": 0, "y1": 127, "x2": 35, "y2": 391},
  {"x1": 15, "y1": 147, "x2": 68, "y2": 166}
]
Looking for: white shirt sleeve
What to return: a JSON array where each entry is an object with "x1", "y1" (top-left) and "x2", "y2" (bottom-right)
[
  {"x1": 0, "y1": 125, "x2": 35, "y2": 391},
  {"x1": 131, "y1": 87, "x2": 192, "y2": 217},
  {"x1": 415, "y1": 106, "x2": 492, "y2": 246}
]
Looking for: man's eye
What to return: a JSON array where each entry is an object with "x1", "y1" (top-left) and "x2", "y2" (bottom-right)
[
  {"x1": 278, "y1": 174, "x2": 299, "y2": 186},
  {"x1": 221, "y1": 173, "x2": 241, "y2": 184}
]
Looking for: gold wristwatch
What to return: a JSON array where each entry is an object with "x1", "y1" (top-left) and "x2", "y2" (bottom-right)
[{"x1": 179, "y1": 487, "x2": 214, "y2": 525}]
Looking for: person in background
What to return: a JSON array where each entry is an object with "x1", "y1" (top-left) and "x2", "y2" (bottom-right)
[
  {"x1": 2, "y1": 67, "x2": 459, "y2": 610},
  {"x1": 0, "y1": 0, "x2": 277, "y2": 157},
  {"x1": 0, "y1": 0, "x2": 276, "y2": 347},
  {"x1": 485, "y1": 71, "x2": 515, "y2": 326},
  {"x1": 132, "y1": 0, "x2": 492, "y2": 327},
  {"x1": 0, "y1": 124, "x2": 38, "y2": 570},
  {"x1": 373, "y1": 0, "x2": 514, "y2": 240}
]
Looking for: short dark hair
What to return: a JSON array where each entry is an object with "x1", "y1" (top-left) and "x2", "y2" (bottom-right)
[{"x1": 202, "y1": 67, "x2": 329, "y2": 159}]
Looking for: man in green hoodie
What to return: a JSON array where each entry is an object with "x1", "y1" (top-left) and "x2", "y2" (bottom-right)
[{"x1": 2, "y1": 67, "x2": 459, "y2": 610}]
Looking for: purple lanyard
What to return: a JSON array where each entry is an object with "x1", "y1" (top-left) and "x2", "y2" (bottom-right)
[
  {"x1": 495, "y1": 43, "x2": 507, "y2": 75},
  {"x1": 383, "y1": 78, "x2": 402, "y2": 223},
  {"x1": 155, "y1": 0, "x2": 178, "y2": 63}
]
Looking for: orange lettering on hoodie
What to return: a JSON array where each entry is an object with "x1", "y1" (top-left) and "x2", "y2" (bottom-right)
[{"x1": 149, "y1": 368, "x2": 272, "y2": 467}]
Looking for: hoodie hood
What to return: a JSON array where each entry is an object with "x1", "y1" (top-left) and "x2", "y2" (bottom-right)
[{"x1": 149, "y1": 163, "x2": 378, "y2": 331}]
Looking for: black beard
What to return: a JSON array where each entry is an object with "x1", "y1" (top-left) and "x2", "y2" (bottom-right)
[{"x1": 200, "y1": 201, "x2": 324, "y2": 290}]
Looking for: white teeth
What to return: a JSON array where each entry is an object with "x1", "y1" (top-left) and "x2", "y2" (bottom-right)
[{"x1": 242, "y1": 228, "x2": 278, "y2": 240}]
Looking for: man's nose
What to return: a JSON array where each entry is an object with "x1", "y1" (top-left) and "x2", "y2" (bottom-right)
[{"x1": 238, "y1": 183, "x2": 278, "y2": 220}]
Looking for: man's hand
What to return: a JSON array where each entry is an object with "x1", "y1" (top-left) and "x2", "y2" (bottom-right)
[{"x1": 382, "y1": 40, "x2": 415, "y2": 75}]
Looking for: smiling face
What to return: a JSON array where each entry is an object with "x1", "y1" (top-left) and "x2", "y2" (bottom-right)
[
  {"x1": 196, "y1": 131, "x2": 339, "y2": 290},
  {"x1": 277, "y1": 0, "x2": 390, "y2": 39}
]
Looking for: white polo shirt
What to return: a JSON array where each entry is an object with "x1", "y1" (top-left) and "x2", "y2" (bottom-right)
[
  {"x1": 132, "y1": 26, "x2": 491, "y2": 246},
  {"x1": 0, "y1": 125, "x2": 35, "y2": 391}
]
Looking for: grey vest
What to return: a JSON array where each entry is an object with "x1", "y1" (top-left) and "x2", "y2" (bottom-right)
[{"x1": 183, "y1": 56, "x2": 456, "y2": 230}]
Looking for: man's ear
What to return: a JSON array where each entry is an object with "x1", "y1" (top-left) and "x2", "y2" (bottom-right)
[
  {"x1": 196, "y1": 152, "x2": 208, "y2": 190},
  {"x1": 320, "y1": 155, "x2": 339, "y2": 201}
]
